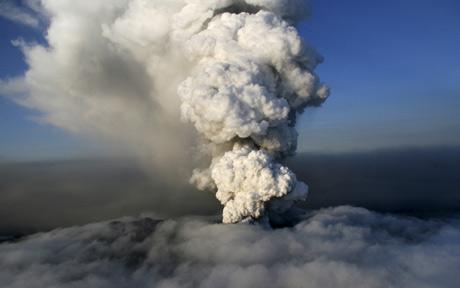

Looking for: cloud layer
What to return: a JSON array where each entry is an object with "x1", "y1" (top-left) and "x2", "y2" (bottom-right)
[{"x1": 1, "y1": 206, "x2": 459, "y2": 288}]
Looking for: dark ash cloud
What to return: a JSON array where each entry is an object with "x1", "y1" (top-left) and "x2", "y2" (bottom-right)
[
  {"x1": 1, "y1": 146, "x2": 459, "y2": 236},
  {"x1": 0, "y1": 158, "x2": 219, "y2": 236},
  {"x1": 288, "y1": 146, "x2": 460, "y2": 214},
  {"x1": 1, "y1": 206, "x2": 459, "y2": 288}
]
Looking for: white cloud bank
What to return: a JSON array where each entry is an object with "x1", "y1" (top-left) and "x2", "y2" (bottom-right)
[{"x1": 1, "y1": 206, "x2": 459, "y2": 288}]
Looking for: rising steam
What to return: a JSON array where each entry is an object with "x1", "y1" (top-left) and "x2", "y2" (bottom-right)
[{"x1": 1, "y1": 0, "x2": 328, "y2": 223}]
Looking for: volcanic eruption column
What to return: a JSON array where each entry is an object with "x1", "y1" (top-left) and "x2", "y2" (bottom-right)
[
  {"x1": 5, "y1": 0, "x2": 328, "y2": 224},
  {"x1": 175, "y1": 0, "x2": 329, "y2": 223}
]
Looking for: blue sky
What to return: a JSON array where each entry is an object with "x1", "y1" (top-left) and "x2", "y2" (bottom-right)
[
  {"x1": 0, "y1": 0, "x2": 459, "y2": 160},
  {"x1": 298, "y1": 0, "x2": 460, "y2": 152}
]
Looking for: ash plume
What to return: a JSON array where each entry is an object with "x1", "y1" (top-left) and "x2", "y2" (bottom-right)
[
  {"x1": 177, "y1": 0, "x2": 329, "y2": 223},
  {"x1": 1, "y1": 0, "x2": 328, "y2": 223}
]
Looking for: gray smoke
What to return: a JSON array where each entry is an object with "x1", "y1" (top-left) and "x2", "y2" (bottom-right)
[
  {"x1": 1, "y1": 206, "x2": 459, "y2": 288},
  {"x1": 0, "y1": 0, "x2": 328, "y2": 223}
]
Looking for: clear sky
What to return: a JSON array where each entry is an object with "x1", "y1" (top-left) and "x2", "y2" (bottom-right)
[
  {"x1": 0, "y1": 0, "x2": 459, "y2": 160},
  {"x1": 298, "y1": 0, "x2": 460, "y2": 152}
]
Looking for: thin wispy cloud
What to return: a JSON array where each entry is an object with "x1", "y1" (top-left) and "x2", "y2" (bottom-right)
[{"x1": 0, "y1": 0, "x2": 40, "y2": 28}]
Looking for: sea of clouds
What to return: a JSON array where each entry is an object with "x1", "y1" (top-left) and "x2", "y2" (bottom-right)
[{"x1": 1, "y1": 206, "x2": 460, "y2": 288}]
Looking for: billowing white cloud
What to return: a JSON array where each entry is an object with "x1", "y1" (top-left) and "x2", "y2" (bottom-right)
[
  {"x1": 1, "y1": 206, "x2": 459, "y2": 288},
  {"x1": 211, "y1": 143, "x2": 308, "y2": 223},
  {"x1": 176, "y1": 0, "x2": 328, "y2": 222}
]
